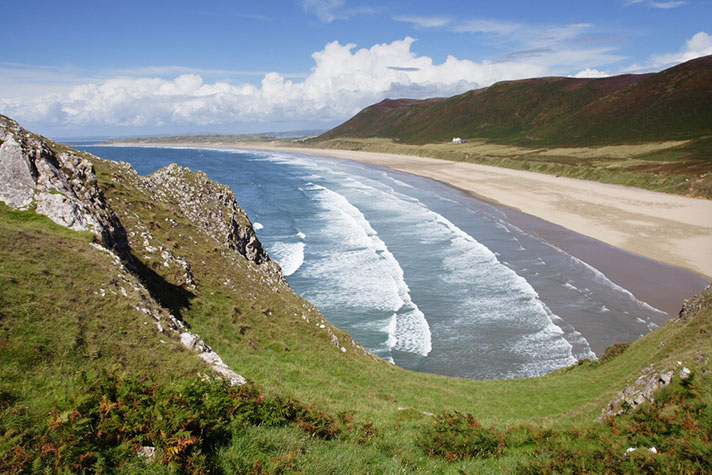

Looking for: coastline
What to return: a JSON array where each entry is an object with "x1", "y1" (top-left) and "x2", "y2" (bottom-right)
[
  {"x1": 270, "y1": 146, "x2": 712, "y2": 275},
  {"x1": 95, "y1": 141, "x2": 710, "y2": 315}
]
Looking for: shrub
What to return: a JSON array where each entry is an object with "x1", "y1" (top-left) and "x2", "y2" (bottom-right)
[
  {"x1": 517, "y1": 373, "x2": 712, "y2": 474},
  {"x1": 599, "y1": 342, "x2": 631, "y2": 364},
  {"x1": 416, "y1": 412, "x2": 505, "y2": 461},
  {"x1": 0, "y1": 371, "x2": 342, "y2": 473}
]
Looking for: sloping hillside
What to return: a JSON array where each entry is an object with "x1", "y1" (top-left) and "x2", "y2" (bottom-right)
[
  {"x1": 318, "y1": 55, "x2": 712, "y2": 147},
  {"x1": 1, "y1": 114, "x2": 711, "y2": 472}
]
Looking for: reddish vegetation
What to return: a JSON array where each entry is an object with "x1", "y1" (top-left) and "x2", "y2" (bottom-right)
[{"x1": 318, "y1": 55, "x2": 712, "y2": 147}]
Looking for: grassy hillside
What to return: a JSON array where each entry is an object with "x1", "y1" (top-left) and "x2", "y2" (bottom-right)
[
  {"x1": 2, "y1": 130, "x2": 712, "y2": 472},
  {"x1": 317, "y1": 56, "x2": 712, "y2": 147}
]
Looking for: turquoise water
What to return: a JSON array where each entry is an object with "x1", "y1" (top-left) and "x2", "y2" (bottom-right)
[{"x1": 81, "y1": 146, "x2": 668, "y2": 380}]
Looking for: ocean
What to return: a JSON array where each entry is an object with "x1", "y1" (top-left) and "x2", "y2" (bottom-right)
[{"x1": 80, "y1": 145, "x2": 669, "y2": 380}]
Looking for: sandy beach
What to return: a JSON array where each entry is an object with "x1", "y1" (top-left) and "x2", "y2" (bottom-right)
[
  {"x1": 263, "y1": 146, "x2": 712, "y2": 280},
  {"x1": 100, "y1": 142, "x2": 711, "y2": 314}
]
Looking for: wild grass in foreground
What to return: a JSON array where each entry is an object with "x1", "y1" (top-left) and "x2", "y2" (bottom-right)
[{"x1": 2, "y1": 363, "x2": 710, "y2": 473}]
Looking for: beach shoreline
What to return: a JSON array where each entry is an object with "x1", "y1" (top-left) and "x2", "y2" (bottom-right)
[{"x1": 94, "y1": 141, "x2": 711, "y2": 315}]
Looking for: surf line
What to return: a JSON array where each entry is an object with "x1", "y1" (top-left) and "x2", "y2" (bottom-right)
[{"x1": 307, "y1": 182, "x2": 433, "y2": 356}]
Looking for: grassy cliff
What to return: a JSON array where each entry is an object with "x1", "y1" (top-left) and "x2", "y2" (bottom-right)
[{"x1": 1, "y1": 118, "x2": 711, "y2": 472}]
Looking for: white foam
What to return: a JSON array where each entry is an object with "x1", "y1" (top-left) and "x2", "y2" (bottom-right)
[
  {"x1": 401, "y1": 202, "x2": 583, "y2": 368},
  {"x1": 335, "y1": 169, "x2": 581, "y2": 368},
  {"x1": 566, "y1": 252, "x2": 668, "y2": 316},
  {"x1": 384, "y1": 313, "x2": 398, "y2": 348},
  {"x1": 253, "y1": 222, "x2": 264, "y2": 231},
  {"x1": 297, "y1": 231, "x2": 306, "y2": 240},
  {"x1": 249, "y1": 149, "x2": 585, "y2": 369},
  {"x1": 302, "y1": 184, "x2": 432, "y2": 356},
  {"x1": 382, "y1": 173, "x2": 417, "y2": 190},
  {"x1": 563, "y1": 282, "x2": 578, "y2": 291},
  {"x1": 270, "y1": 241, "x2": 305, "y2": 276}
]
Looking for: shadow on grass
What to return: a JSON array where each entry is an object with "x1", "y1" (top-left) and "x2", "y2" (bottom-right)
[{"x1": 130, "y1": 256, "x2": 195, "y2": 322}]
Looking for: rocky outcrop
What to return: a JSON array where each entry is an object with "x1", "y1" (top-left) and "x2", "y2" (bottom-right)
[
  {"x1": 0, "y1": 114, "x2": 129, "y2": 256},
  {"x1": 600, "y1": 285, "x2": 711, "y2": 418},
  {"x1": 679, "y1": 285, "x2": 712, "y2": 321},
  {"x1": 0, "y1": 115, "x2": 251, "y2": 386},
  {"x1": 91, "y1": 242, "x2": 246, "y2": 386},
  {"x1": 146, "y1": 164, "x2": 277, "y2": 271},
  {"x1": 179, "y1": 331, "x2": 246, "y2": 386},
  {"x1": 600, "y1": 363, "x2": 691, "y2": 418}
]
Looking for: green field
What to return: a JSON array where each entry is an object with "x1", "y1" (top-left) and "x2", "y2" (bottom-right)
[{"x1": 2, "y1": 128, "x2": 712, "y2": 472}]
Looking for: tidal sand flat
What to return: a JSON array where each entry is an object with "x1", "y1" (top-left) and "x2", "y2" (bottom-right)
[{"x1": 83, "y1": 145, "x2": 707, "y2": 380}]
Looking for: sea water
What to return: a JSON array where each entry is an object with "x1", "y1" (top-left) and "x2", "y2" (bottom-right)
[{"x1": 80, "y1": 146, "x2": 668, "y2": 380}]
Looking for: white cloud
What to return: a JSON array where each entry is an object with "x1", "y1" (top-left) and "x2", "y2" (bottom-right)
[
  {"x1": 530, "y1": 23, "x2": 594, "y2": 47},
  {"x1": 13, "y1": 31, "x2": 705, "y2": 136},
  {"x1": 300, "y1": 0, "x2": 345, "y2": 23},
  {"x1": 649, "y1": 1, "x2": 687, "y2": 8},
  {"x1": 454, "y1": 19, "x2": 520, "y2": 35},
  {"x1": 435, "y1": 18, "x2": 594, "y2": 50},
  {"x1": 0, "y1": 37, "x2": 557, "y2": 134},
  {"x1": 396, "y1": 17, "x2": 620, "y2": 72},
  {"x1": 649, "y1": 31, "x2": 712, "y2": 67},
  {"x1": 620, "y1": 30, "x2": 712, "y2": 73},
  {"x1": 573, "y1": 68, "x2": 610, "y2": 78},
  {"x1": 107, "y1": 65, "x2": 308, "y2": 79},
  {"x1": 625, "y1": 0, "x2": 687, "y2": 8},
  {"x1": 393, "y1": 15, "x2": 451, "y2": 28}
]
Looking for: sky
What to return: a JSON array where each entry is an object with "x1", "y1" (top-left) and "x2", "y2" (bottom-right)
[{"x1": 1, "y1": 0, "x2": 711, "y2": 138}]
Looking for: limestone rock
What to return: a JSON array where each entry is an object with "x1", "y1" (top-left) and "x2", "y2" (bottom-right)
[
  {"x1": 601, "y1": 285, "x2": 712, "y2": 419},
  {"x1": 146, "y1": 164, "x2": 279, "y2": 273},
  {"x1": 0, "y1": 114, "x2": 129, "y2": 256},
  {"x1": 199, "y1": 351, "x2": 247, "y2": 386},
  {"x1": 137, "y1": 446, "x2": 156, "y2": 461},
  {"x1": 180, "y1": 330, "x2": 246, "y2": 385},
  {"x1": 1, "y1": 114, "x2": 250, "y2": 387},
  {"x1": 678, "y1": 285, "x2": 712, "y2": 321},
  {"x1": 600, "y1": 364, "x2": 677, "y2": 418}
]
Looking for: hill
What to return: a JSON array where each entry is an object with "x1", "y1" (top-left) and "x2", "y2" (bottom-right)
[
  {"x1": 310, "y1": 56, "x2": 712, "y2": 198},
  {"x1": 1, "y1": 114, "x2": 711, "y2": 472},
  {"x1": 318, "y1": 56, "x2": 712, "y2": 146}
]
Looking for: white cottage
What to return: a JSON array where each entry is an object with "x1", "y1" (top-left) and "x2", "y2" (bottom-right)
[{"x1": 452, "y1": 137, "x2": 462, "y2": 144}]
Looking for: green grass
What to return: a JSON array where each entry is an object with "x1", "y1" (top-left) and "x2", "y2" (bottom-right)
[
  {"x1": 0, "y1": 202, "x2": 208, "y2": 422},
  {"x1": 2, "y1": 144, "x2": 711, "y2": 472}
]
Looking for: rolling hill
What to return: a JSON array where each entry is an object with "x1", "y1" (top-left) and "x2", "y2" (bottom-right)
[{"x1": 317, "y1": 55, "x2": 712, "y2": 147}]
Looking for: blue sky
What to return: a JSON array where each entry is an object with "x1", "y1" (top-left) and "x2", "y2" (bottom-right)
[{"x1": 1, "y1": 0, "x2": 710, "y2": 137}]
